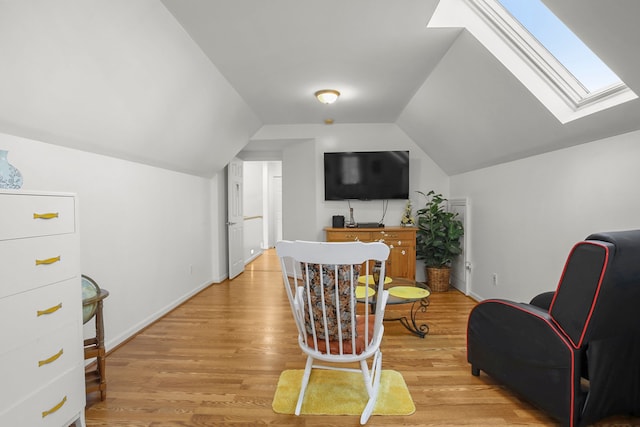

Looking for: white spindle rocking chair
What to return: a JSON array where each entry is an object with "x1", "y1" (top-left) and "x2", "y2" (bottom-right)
[{"x1": 276, "y1": 240, "x2": 390, "y2": 424}]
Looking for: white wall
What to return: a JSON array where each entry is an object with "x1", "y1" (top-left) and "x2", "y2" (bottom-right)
[
  {"x1": 451, "y1": 129, "x2": 640, "y2": 303},
  {"x1": 210, "y1": 169, "x2": 227, "y2": 283},
  {"x1": 255, "y1": 123, "x2": 449, "y2": 243},
  {"x1": 0, "y1": 0, "x2": 261, "y2": 177},
  {"x1": 243, "y1": 161, "x2": 264, "y2": 262},
  {"x1": 264, "y1": 161, "x2": 283, "y2": 248},
  {"x1": 281, "y1": 139, "x2": 317, "y2": 241},
  {"x1": 0, "y1": 133, "x2": 213, "y2": 352}
]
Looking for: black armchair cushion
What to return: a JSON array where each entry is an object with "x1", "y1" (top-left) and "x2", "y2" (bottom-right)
[
  {"x1": 529, "y1": 291, "x2": 554, "y2": 310},
  {"x1": 548, "y1": 240, "x2": 611, "y2": 347}
]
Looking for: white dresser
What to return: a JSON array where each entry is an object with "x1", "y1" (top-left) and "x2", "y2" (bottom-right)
[{"x1": 0, "y1": 191, "x2": 85, "y2": 427}]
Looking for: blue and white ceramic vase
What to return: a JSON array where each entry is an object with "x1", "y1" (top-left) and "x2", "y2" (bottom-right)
[{"x1": 0, "y1": 149, "x2": 23, "y2": 189}]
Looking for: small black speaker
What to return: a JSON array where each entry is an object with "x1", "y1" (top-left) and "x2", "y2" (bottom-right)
[{"x1": 332, "y1": 215, "x2": 345, "y2": 228}]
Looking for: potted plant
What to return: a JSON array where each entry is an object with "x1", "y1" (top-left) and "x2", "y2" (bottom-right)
[{"x1": 415, "y1": 191, "x2": 464, "y2": 292}]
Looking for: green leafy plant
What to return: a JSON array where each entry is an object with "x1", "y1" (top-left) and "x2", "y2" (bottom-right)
[{"x1": 415, "y1": 191, "x2": 464, "y2": 268}]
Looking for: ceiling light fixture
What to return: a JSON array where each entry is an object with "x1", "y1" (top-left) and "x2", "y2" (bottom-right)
[{"x1": 315, "y1": 89, "x2": 340, "y2": 104}]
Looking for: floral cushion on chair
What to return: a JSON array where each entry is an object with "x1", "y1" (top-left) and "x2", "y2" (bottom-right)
[{"x1": 302, "y1": 263, "x2": 361, "y2": 341}]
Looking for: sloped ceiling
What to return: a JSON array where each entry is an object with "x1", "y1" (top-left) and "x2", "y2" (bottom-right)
[
  {"x1": 399, "y1": 0, "x2": 640, "y2": 174},
  {"x1": 0, "y1": 1, "x2": 261, "y2": 177},
  {"x1": 1, "y1": 1, "x2": 639, "y2": 176}
]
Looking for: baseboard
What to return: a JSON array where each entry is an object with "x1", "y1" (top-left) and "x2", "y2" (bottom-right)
[
  {"x1": 467, "y1": 290, "x2": 482, "y2": 302},
  {"x1": 245, "y1": 249, "x2": 263, "y2": 264},
  {"x1": 104, "y1": 278, "x2": 214, "y2": 352},
  {"x1": 213, "y1": 273, "x2": 228, "y2": 283}
]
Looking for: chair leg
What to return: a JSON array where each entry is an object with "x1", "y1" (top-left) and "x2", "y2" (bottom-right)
[
  {"x1": 295, "y1": 356, "x2": 314, "y2": 416},
  {"x1": 360, "y1": 351, "x2": 383, "y2": 425}
]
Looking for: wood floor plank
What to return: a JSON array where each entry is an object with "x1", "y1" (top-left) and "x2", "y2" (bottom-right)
[{"x1": 85, "y1": 249, "x2": 640, "y2": 426}]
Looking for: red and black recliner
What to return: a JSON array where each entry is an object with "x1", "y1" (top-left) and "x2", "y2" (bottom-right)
[{"x1": 467, "y1": 230, "x2": 640, "y2": 426}]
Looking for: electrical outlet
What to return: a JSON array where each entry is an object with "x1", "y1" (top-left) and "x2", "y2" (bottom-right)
[
  {"x1": 492, "y1": 273, "x2": 498, "y2": 286},
  {"x1": 189, "y1": 264, "x2": 194, "y2": 275}
]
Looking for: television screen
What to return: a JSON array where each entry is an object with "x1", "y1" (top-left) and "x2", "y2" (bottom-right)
[{"x1": 324, "y1": 151, "x2": 409, "y2": 200}]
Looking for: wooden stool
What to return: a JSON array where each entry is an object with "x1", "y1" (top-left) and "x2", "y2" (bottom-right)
[{"x1": 82, "y1": 275, "x2": 109, "y2": 401}]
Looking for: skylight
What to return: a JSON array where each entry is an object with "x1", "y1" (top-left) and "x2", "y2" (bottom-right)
[
  {"x1": 497, "y1": 0, "x2": 621, "y2": 94},
  {"x1": 427, "y1": 0, "x2": 638, "y2": 123}
]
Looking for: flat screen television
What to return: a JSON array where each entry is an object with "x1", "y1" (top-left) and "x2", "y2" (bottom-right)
[{"x1": 324, "y1": 150, "x2": 409, "y2": 200}]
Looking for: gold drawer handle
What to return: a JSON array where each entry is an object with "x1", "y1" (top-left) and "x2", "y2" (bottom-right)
[
  {"x1": 37, "y1": 303, "x2": 63, "y2": 316},
  {"x1": 38, "y1": 348, "x2": 64, "y2": 367},
  {"x1": 42, "y1": 395, "x2": 67, "y2": 418},
  {"x1": 35, "y1": 256, "x2": 61, "y2": 266},
  {"x1": 33, "y1": 212, "x2": 59, "y2": 220}
]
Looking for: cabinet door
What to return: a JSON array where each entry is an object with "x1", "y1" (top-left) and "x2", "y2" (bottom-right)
[
  {"x1": 379, "y1": 229, "x2": 416, "y2": 280},
  {"x1": 387, "y1": 245, "x2": 413, "y2": 279}
]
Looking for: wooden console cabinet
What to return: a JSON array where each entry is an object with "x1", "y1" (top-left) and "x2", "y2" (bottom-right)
[{"x1": 325, "y1": 226, "x2": 417, "y2": 280}]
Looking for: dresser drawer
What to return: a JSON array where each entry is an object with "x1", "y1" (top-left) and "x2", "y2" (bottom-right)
[
  {"x1": 326, "y1": 230, "x2": 373, "y2": 242},
  {"x1": 374, "y1": 229, "x2": 416, "y2": 247},
  {"x1": 0, "y1": 193, "x2": 75, "y2": 241},
  {"x1": 0, "y1": 364, "x2": 85, "y2": 426},
  {"x1": 0, "y1": 320, "x2": 83, "y2": 411},
  {"x1": 0, "y1": 234, "x2": 79, "y2": 298},
  {"x1": 0, "y1": 278, "x2": 81, "y2": 352}
]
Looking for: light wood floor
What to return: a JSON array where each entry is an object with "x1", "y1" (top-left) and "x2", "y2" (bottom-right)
[{"x1": 84, "y1": 249, "x2": 639, "y2": 426}]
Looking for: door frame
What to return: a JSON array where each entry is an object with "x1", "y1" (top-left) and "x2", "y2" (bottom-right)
[{"x1": 449, "y1": 198, "x2": 470, "y2": 295}]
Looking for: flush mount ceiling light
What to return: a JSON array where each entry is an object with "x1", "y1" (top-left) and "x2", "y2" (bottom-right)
[{"x1": 315, "y1": 89, "x2": 340, "y2": 104}]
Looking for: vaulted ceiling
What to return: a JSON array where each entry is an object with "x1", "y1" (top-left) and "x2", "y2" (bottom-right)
[
  {"x1": 1, "y1": 1, "x2": 639, "y2": 176},
  {"x1": 162, "y1": 0, "x2": 640, "y2": 175}
]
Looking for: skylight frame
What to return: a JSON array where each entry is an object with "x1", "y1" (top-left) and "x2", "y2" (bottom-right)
[{"x1": 468, "y1": 0, "x2": 631, "y2": 110}]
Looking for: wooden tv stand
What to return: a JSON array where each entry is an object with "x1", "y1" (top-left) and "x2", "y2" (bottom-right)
[{"x1": 325, "y1": 226, "x2": 416, "y2": 280}]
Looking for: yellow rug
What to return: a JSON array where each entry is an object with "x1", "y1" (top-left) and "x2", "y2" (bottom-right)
[{"x1": 272, "y1": 369, "x2": 415, "y2": 416}]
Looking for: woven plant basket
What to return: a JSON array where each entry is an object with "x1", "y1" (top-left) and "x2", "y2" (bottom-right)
[{"x1": 426, "y1": 267, "x2": 451, "y2": 292}]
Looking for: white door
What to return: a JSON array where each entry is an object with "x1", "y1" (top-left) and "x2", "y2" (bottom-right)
[
  {"x1": 449, "y1": 198, "x2": 470, "y2": 295},
  {"x1": 227, "y1": 158, "x2": 244, "y2": 279},
  {"x1": 273, "y1": 175, "x2": 283, "y2": 243}
]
